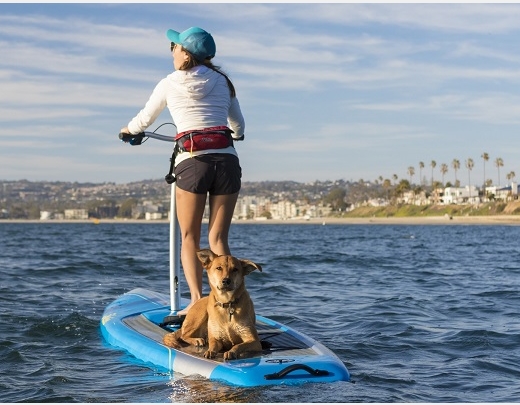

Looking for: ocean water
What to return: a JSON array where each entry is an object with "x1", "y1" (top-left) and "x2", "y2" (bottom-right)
[{"x1": 1, "y1": 221, "x2": 520, "y2": 403}]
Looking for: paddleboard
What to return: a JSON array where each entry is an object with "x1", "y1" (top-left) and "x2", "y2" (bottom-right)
[
  {"x1": 100, "y1": 287, "x2": 350, "y2": 386},
  {"x1": 106, "y1": 130, "x2": 350, "y2": 386}
]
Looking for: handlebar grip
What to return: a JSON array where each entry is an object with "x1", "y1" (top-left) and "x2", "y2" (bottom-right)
[
  {"x1": 119, "y1": 132, "x2": 141, "y2": 140},
  {"x1": 119, "y1": 132, "x2": 145, "y2": 145}
]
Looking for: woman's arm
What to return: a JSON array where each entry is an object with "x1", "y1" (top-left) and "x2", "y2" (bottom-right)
[
  {"x1": 228, "y1": 97, "x2": 245, "y2": 139},
  {"x1": 127, "y1": 79, "x2": 168, "y2": 134}
]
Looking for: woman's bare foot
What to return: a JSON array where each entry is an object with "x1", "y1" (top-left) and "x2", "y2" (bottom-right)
[
  {"x1": 176, "y1": 306, "x2": 190, "y2": 317},
  {"x1": 176, "y1": 298, "x2": 201, "y2": 316}
]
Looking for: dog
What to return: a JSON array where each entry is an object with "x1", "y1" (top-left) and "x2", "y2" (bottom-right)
[{"x1": 163, "y1": 249, "x2": 263, "y2": 360}]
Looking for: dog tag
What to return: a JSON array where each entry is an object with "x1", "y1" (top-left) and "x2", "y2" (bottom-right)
[{"x1": 229, "y1": 307, "x2": 235, "y2": 321}]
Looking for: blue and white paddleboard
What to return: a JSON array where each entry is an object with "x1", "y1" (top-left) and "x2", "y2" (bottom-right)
[
  {"x1": 104, "y1": 131, "x2": 350, "y2": 386},
  {"x1": 100, "y1": 288, "x2": 350, "y2": 387}
]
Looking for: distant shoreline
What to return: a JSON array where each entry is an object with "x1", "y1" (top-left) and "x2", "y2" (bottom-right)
[{"x1": 3, "y1": 215, "x2": 520, "y2": 226}]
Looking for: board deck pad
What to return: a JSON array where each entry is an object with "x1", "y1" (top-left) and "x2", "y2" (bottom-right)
[{"x1": 123, "y1": 314, "x2": 316, "y2": 358}]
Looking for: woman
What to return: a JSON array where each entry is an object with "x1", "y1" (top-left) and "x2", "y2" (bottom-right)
[{"x1": 120, "y1": 27, "x2": 245, "y2": 315}]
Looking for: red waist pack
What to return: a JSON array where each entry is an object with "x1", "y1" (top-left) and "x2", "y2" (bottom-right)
[{"x1": 175, "y1": 126, "x2": 233, "y2": 153}]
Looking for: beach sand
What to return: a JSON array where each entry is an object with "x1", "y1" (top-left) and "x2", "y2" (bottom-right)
[
  {"x1": 3, "y1": 215, "x2": 520, "y2": 225},
  {"x1": 234, "y1": 215, "x2": 520, "y2": 225}
]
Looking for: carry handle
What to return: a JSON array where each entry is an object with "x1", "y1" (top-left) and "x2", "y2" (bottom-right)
[{"x1": 264, "y1": 364, "x2": 330, "y2": 380}]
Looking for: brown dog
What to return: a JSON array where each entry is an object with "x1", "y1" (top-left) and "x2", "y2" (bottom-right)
[{"x1": 163, "y1": 249, "x2": 263, "y2": 360}]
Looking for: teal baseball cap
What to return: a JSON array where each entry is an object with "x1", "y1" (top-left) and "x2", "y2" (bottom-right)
[{"x1": 166, "y1": 27, "x2": 216, "y2": 61}]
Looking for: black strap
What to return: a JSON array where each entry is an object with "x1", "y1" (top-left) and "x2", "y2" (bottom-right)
[{"x1": 164, "y1": 144, "x2": 179, "y2": 184}]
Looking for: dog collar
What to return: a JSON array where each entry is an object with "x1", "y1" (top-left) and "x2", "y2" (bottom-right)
[{"x1": 215, "y1": 298, "x2": 238, "y2": 320}]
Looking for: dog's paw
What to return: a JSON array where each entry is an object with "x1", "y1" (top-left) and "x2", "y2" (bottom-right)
[
  {"x1": 194, "y1": 338, "x2": 206, "y2": 347},
  {"x1": 163, "y1": 333, "x2": 181, "y2": 348},
  {"x1": 185, "y1": 337, "x2": 206, "y2": 347},
  {"x1": 203, "y1": 350, "x2": 217, "y2": 359},
  {"x1": 223, "y1": 350, "x2": 238, "y2": 361},
  {"x1": 183, "y1": 337, "x2": 206, "y2": 347}
]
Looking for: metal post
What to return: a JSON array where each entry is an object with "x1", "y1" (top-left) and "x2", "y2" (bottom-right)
[{"x1": 169, "y1": 182, "x2": 181, "y2": 312}]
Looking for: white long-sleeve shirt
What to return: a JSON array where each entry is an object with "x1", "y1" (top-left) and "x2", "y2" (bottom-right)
[{"x1": 127, "y1": 65, "x2": 245, "y2": 165}]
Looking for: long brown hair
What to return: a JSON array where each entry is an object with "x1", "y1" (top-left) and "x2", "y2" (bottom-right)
[{"x1": 179, "y1": 47, "x2": 236, "y2": 98}]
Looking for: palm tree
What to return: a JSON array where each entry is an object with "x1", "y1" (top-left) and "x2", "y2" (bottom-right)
[
  {"x1": 466, "y1": 158, "x2": 474, "y2": 201},
  {"x1": 430, "y1": 160, "x2": 436, "y2": 188},
  {"x1": 392, "y1": 174, "x2": 398, "y2": 185},
  {"x1": 440, "y1": 163, "x2": 448, "y2": 186},
  {"x1": 481, "y1": 152, "x2": 489, "y2": 189},
  {"x1": 432, "y1": 180, "x2": 442, "y2": 204},
  {"x1": 396, "y1": 179, "x2": 411, "y2": 197},
  {"x1": 383, "y1": 178, "x2": 392, "y2": 201},
  {"x1": 407, "y1": 166, "x2": 415, "y2": 184},
  {"x1": 506, "y1": 171, "x2": 516, "y2": 200},
  {"x1": 419, "y1": 161, "x2": 425, "y2": 186},
  {"x1": 507, "y1": 171, "x2": 518, "y2": 200},
  {"x1": 452, "y1": 159, "x2": 460, "y2": 186},
  {"x1": 495, "y1": 157, "x2": 504, "y2": 186}
]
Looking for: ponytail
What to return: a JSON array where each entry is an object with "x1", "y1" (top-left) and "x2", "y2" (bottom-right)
[
  {"x1": 204, "y1": 61, "x2": 236, "y2": 98},
  {"x1": 178, "y1": 46, "x2": 236, "y2": 98}
]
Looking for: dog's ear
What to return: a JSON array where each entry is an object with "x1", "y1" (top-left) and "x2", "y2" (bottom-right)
[
  {"x1": 197, "y1": 249, "x2": 218, "y2": 269},
  {"x1": 240, "y1": 259, "x2": 262, "y2": 275}
]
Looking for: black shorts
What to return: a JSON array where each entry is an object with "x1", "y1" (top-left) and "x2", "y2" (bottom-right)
[{"x1": 174, "y1": 154, "x2": 242, "y2": 195}]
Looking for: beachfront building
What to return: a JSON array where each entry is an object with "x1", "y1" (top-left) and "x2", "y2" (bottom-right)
[
  {"x1": 269, "y1": 200, "x2": 297, "y2": 220},
  {"x1": 64, "y1": 209, "x2": 89, "y2": 220},
  {"x1": 397, "y1": 190, "x2": 429, "y2": 206},
  {"x1": 486, "y1": 182, "x2": 519, "y2": 201},
  {"x1": 145, "y1": 212, "x2": 163, "y2": 220},
  {"x1": 442, "y1": 186, "x2": 480, "y2": 205},
  {"x1": 40, "y1": 211, "x2": 52, "y2": 220}
]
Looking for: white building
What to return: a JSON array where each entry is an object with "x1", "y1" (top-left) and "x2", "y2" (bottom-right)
[
  {"x1": 270, "y1": 200, "x2": 297, "y2": 220},
  {"x1": 398, "y1": 190, "x2": 428, "y2": 206},
  {"x1": 442, "y1": 186, "x2": 479, "y2": 204},
  {"x1": 145, "y1": 212, "x2": 163, "y2": 220},
  {"x1": 40, "y1": 211, "x2": 52, "y2": 220},
  {"x1": 487, "y1": 182, "x2": 519, "y2": 201},
  {"x1": 64, "y1": 209, "x2": 89, "y2": 220}
]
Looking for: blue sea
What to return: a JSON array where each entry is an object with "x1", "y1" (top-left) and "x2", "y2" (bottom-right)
[{"x1": 1, "y1": 221, "x2": 520, "y2": 402}]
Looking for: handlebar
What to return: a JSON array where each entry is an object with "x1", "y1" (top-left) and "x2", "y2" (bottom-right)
[
  {"x1": 119, "y1": 131, "x2": 244, "y2": 145},
  {"x1": 119, "y1": 127, "x2": 243, "y2": 184}
]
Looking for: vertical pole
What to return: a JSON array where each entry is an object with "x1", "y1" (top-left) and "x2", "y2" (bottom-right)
[{"x1": 169, "y1": 182, "x2": 181, "y2": 312}]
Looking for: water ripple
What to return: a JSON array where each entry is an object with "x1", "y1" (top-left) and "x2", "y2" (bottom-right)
[{"x1": 1, "y1": 222, "x2": 520, "y2": 401}]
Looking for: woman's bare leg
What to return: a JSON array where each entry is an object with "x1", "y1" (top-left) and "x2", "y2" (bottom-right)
[
  {"x1": 175, "y1": 187, "x2": 207, "y2": 314},
  {"x1": 207, "y1": 192, "x2": 239, "y2": 255}
]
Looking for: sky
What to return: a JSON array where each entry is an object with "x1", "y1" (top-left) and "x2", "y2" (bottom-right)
[{"x1": 2, "y1": 2, "x2": 520, "y2": 186}]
